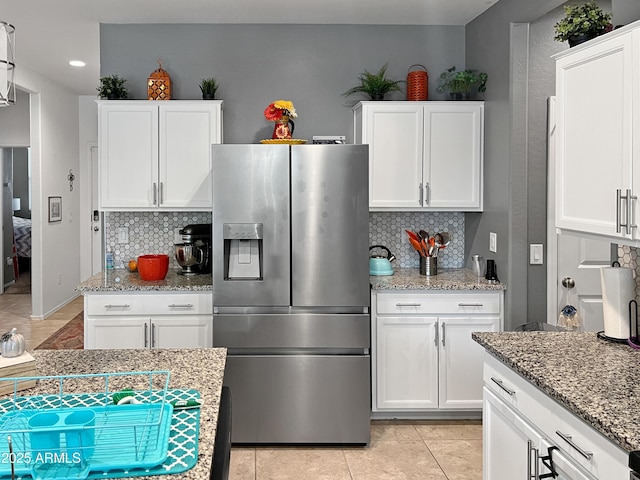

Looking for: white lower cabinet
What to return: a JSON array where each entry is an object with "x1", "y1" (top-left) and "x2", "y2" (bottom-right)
[
  {"x1": 483, "y1": 354, "x2": 627, "y2": 480},
  {"x1": 84, "y1": 292, "x2": 213, "y2": 349},
  {"x1": 372, "y1": 291, "x2": 503, "y2": 414}
]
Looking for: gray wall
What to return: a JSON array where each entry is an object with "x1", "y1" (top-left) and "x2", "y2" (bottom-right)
[
  {"x1": 100, "y1": 24, "x2": 465, "y2": 144},
  {"x1": 465, "y1": 0, "x2": 624, "y2": 329}
]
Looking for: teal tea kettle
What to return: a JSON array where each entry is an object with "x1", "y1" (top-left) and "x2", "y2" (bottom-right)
[{"x1": 369, "y1": 245, "x2": 396, "y2": 276}]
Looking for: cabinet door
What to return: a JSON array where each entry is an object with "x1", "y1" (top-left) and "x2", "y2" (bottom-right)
[
  {"x1": 484, "y1": 387, "x2": 543, "y2": 480},
  {"x1": 361, "y1": 104, "x2": 424, "y2": 209},
  {"x1": 555, "y1": 32, "x2": 634, "y2": 238},
  {"x1": 85, "y1": 317, "x2": 147, "y2": 349},
  {"x1": 376, "y1": 315, "x2": 438, "y2": 410},
  {"x1": 423, "y1": 103, "x2": 483, "y2": 210},
  {"x1": 151, "y1": 316, "x2": 212, "y2": 348},
  {"x1": 99, "y1": 103, "x2": 158, "y2": 209},
  {"x1": 159, "y1": 103, "x2": 222, "y2": 209},
  {"x1": 439, "y1": 316, "x2": 499, "y2": 409}
]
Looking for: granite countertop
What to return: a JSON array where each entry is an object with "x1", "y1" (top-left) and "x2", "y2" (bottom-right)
[
  {"x1": 76, "y1": 270, "x2": 212, "y2": 292},
  {"x1": 370, "y1": 268, "x2": 506, "y2": 291},
  {"x1": 25, "y1": 348, "x2": 226, "y2": 479},
  {"x1": 473, "y1": 331, "x2": 640, "y2": 453}
]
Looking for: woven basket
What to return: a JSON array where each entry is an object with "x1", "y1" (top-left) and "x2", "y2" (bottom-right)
[{"x1": 406, "y1": 64, "x2": 428, "y2": 101}]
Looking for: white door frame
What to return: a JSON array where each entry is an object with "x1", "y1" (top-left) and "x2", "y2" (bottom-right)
[{"x1": 547, "y1": 97, "x2": 558, "y2": 323}]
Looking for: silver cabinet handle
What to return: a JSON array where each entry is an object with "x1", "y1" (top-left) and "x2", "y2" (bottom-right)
[
  {"x1": 151, "y1": 323, "x2": 156, "y2": 348},
  {"x1": 434, "y1": 322, "x2": 438, "y2": 347},
  {"x1": 153, "y1": 182, "x2": 158, "y2": 205},
  {"x1": 490, "y1": 376, "x2": 515, "y2": 396},
  {"x1": 619, "y1": 189, "x2": 637, "y2": 235},
  {"x1": 160, "y1": 182, "x2": 164, "y2": 205},
  {"x1": 168, "y1": 304, "x2": 194, "y2": 308},
  {"x1": 441, "y1": 322, "x2": 446, "y2": 347},
  {"x1": 144, "y1": 323, "x2": 148, "y2": 348},
  {"x1": 418, "y1": 182, "x2": 423, "y2": 205},
  {"x1": 527, "y1": 440, "x2": 539, "y2": 480},
  {"x1": 458, "y1": 303, "x2": 484, "y2": 307},
  {"x1": 555, "y1": 431, "x2": 593, "y2": 459},
  {"x1": 425, "y1": 182, "x2": 430, "y2": 206},
  {"x1": 105, "y1": 304, "x2": 130, "y2": 309},
  {"x1": 395, "y1": 303, "x2": 422, "y2": 307}
]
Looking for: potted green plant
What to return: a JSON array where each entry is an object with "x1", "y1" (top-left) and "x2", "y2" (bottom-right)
[
  {"x1": 96, "y1": 75, "x2": 128, "y2": 100},
  {"x1": 343, "y1": 63, "x2": 403, "y2": 101},
  {"x1": 436, "y1": 66, "x2": 488, "y2": 100},
  {"x1": 553, "y1": 1, "x2": 613, "y2": 47},
  {"x1": 199, "y1": 77, "x2": 219, "y2": 100}
]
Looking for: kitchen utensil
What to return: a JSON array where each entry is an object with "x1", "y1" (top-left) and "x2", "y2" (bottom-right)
[
  {"x1": 369, "y1": 245, "x2": 395, "y2": 276},
  {"x1": 405, "y1": 230, "x2": 420, "y2": 242},
  {"x1": 137, "y1": 254, "x2": 169, "y2": 281},
  {"x1": 439, "y1": 232, "x2": 451, "y2": 248},
  {"x1": 1, "y1": 328, "x2": 25, "y2": 358},
  {"x1": 485, "y1": 259, "x2": 499, "y2": 283},
  {"x1": 408, "y1": 237, "x2": 426, "y2": 257},
  {"x1": 471, "y1": 254, "x2": 484, "y2": 277},
  {"x1": 433, "y1": 233, "x2": 443, "y2": 257},
  {"x1": 419, "y1": 230, "x2": 429, "y2": 241}
]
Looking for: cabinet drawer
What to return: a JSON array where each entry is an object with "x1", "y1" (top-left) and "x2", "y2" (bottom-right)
[
  {"x1": 85, "y1": 293, "x2": 213, "y2": 316},
  {"x1": 376, "y1": 292, "x2": 501, "y2": 315}
]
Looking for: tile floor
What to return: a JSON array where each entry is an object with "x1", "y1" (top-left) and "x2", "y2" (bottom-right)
[{"x1": 0, "y1": 290, "x2": 483, "y2": 479}]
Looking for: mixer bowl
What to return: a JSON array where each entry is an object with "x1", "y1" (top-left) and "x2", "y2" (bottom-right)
[{"x1": 175, "y1": 243, "x2": 204, "y2": 269}]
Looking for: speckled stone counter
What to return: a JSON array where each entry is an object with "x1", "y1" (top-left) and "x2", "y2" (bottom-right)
[
  {"x1": 370, "y1": 268, "x2": 506, "y2": 291},
  {"x1": 27, "y1": 348, "x2": 226, "y2": 479},
  {"x1": 473, "y1": 331, "x2": 640, "y2": 452},
  {"x1": 76, "y1": 270, "x2": 212, "y2": 292}
]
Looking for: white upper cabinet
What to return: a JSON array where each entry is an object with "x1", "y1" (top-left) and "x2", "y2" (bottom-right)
[
  {"x1": 353, "y1": 101, "x2": 484, "y2": 211},
  {"x1": 555, "y1": 22, "x2": 640, "y2": 243},
  {"x1": 98, "y1": 100, "x2": 223, "y2": 211}
]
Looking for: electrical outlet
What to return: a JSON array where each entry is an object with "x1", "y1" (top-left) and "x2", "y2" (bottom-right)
[
  {"x1": 117, "y1": 227, "x2": 129, "y2": 244},
  {"x1": 5, "y1": 257, "x2": 12, "y2": 266},
  {"x1": 174, "y1": 227, "x2": 183, "y2": 244},
  {"x1": 489, "y1": 232, "x2": 497, "y2": 253}
]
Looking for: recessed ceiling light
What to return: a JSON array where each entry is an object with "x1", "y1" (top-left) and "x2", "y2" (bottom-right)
[{"x1": 69, "y1": 60, "x2": 86, "y2": 67}]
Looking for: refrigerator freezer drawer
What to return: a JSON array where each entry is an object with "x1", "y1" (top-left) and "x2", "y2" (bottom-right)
[
  {"x1": 224, "y1": 354, "x2": 371, "y2": 444},
  {"x1": 212, "y1": 313, "x2": 370, "y2": 349}
]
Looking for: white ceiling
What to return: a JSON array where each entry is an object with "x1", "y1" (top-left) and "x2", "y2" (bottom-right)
[{"x1": 1, "y1": 0, "x2": 498, "y2": 95}]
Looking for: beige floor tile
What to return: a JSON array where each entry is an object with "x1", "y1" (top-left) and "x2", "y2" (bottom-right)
[
  {"x1": 230, "y1": 448, "x2": 256, "y2": 480},
  {"x1": 256, "y1": 448, "x2": 352, "y2": 480},
  {"x1": 415, "y1": 423, "x2": 482, "y2": 442},
  {"x1": 344, "y1": 441, "x2": 447, "y2": 480},
  {"x1": 370, "y1": 423, "x2": 422, "y2": 443},
  {"x1": 427, "y1": 439, "x2": 482, "y2": 480}
]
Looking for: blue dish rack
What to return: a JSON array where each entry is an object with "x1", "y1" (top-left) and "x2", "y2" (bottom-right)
[{"x1": 0, "y1": 371, "x2": 174, "y2": 480}]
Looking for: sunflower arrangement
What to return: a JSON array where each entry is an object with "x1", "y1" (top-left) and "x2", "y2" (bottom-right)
[{"x1": 264, "y1": 100, "x2": 298, "y2": 121}]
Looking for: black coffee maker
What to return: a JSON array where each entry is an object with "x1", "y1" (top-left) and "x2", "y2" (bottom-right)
[{"x1": 174, "y1": 223, "x2": 212, "y2": 275}]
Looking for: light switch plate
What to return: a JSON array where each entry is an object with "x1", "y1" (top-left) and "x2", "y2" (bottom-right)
[
  {"x1": 530, "y1": 244, "x2": 544, "y2": 265},
  {"x1": 489, "y1": 232, "x2": 497, "y2": 253},
  {"x1": 117, "y1": 227, "x2": 129, "y2": 244}
]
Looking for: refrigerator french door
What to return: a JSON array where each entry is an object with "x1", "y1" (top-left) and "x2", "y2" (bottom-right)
[{"x1": 212, "y1": 144, "x2": 371, "y2": 444}]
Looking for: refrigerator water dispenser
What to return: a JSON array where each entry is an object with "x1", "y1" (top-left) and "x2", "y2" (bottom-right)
[{"x1": 223, "y1": 223, "x2": 263, "y2": 280}]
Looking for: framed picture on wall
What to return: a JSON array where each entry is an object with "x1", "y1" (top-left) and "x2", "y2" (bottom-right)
[{"x1": 48, "y1": 196, "x2": 62, "y2": 222}]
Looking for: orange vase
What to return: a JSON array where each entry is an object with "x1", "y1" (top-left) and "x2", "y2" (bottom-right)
[{"x1": 272, "y1": 116, "x2": 295, "y2": 139}]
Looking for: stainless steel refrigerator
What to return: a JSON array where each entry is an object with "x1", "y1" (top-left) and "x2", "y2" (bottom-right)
[{"x1": 211, "y1": 144, "x2": 370, "y2": 444}]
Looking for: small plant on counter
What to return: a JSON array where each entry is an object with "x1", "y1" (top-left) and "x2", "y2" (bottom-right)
[
  {"x1": 436, "y1": 66, "x2": 487, "y2": 100},
  {"x1": 97, "y1": 75, "x2": 128, "y2": 99},
  {"x1": 553, "y1": 0, "x2": 613, "y2": 46},
  {"x1": 343, "y1": 63, "x2": 403, "y2": 101},
  {"x1": 199, "y1": 77, "x2": 219, "y2": 100}
]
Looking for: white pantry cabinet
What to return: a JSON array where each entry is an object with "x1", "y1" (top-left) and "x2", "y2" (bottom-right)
[
  {"x1": 97, "y1": 100, "x2": 223, "y2": 211},
  {"x1": 371, "y1": 290, "x2": 502, "y2": 415},
  {"x1": 353, "y1": 101, "x2": 484, "y2": 211},
  {"x1": 483, "y1": 354, "x2": 627, "y2": 480},
  {"x1": 83, "y1": 292, "x2": 213, "y2": 349},
  {"x1": 555, "y1": 21, "x2": 640, "y2": 244}
]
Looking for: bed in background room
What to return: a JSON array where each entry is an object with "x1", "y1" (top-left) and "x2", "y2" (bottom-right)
[{"x1": 12, "y1": 215, "x2": 31, "y2": 263}]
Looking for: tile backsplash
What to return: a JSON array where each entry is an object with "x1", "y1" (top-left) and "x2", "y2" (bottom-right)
[
  {"x1": 618, "y1": 245, "x2": 640, "y2": 297},
  {"x1": 104, "y1": 211, "x2": 212, "y2": 269},
  {"x1": 104, "y1": 211, "x2": 464, "y2": 270},
  {"x1": 369, "y1": 212, "x2": 464, "y2": 268}
]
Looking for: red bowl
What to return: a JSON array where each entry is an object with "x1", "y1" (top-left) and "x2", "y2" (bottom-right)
[{"x1": 137, "y1": 254, "x2": 169, "y2": 281}]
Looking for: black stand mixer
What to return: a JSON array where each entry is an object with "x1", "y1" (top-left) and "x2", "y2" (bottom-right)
[{"x1": 174, "y1": 223, "x2": 212, "y2": 275}]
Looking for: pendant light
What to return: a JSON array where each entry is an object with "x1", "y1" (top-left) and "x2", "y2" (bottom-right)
[{"x1": 0, "y1": 22, "x2": 15, "y2": 107}]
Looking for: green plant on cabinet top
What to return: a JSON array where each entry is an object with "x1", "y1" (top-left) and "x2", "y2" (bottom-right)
[{"x1": 343, "y1": 63, "x2": 403, "y2": 101}]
